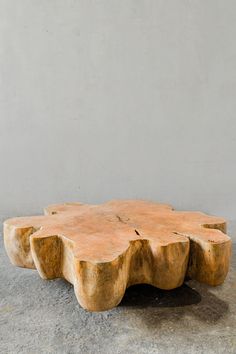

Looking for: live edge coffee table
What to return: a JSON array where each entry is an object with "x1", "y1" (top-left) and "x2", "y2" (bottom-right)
[{"x1": 3, "y1": 200, "x2": 231, "y2": 311}]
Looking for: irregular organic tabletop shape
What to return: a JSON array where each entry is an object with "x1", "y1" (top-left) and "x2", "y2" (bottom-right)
[{"x1": 3, "y1": 200, "x2": 231, "y2": 311}]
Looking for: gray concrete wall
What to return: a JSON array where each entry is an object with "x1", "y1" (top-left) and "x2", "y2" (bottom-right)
[{"x1": 0, "y1": 1, "x2": 236, "y2": 219}]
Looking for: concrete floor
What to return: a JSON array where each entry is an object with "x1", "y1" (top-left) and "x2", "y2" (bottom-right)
[{"x1": 0, "y1": 221, "x2": 235, "y2": 354}]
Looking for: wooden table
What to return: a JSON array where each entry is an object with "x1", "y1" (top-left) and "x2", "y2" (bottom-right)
[{"x1": 3, "y1": 200, "x2": 231, "y2": 311}]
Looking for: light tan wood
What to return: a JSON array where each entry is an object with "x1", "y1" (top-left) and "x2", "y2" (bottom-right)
[{"x1": 3, "y1": 200, "x2": 231, "y2": 311}]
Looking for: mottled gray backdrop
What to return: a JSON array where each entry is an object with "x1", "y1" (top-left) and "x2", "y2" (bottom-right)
[{"x1": 1, "y1": 1, "x2": 236, "y2": 219}]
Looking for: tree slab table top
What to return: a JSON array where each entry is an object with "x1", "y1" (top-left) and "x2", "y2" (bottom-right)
[{"x1": 3, "y1": 200, "x2": 232, "y2": 311}]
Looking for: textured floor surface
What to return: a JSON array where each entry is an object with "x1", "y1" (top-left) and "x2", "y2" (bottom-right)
[{"x1": 0, "y1": 219, "x2": 235, "y2": 354}]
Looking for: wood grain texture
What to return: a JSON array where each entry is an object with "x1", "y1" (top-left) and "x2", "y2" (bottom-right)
[{"x1": 3, "y1": 200, "x2": 231, "y2": 311}]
